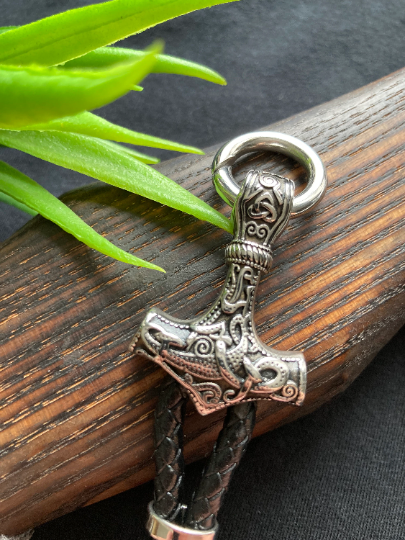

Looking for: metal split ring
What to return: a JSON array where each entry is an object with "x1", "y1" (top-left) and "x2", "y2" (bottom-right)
[{"x1": 212, "y1": 131, "x2": 327, "y2": 216}]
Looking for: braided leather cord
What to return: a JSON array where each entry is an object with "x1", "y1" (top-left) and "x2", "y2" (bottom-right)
[
  {"x1": 152, "y1": 380, "x2": 256, "y2": 530},
  {"x1": 153, "y1": 379, "x2": 187, "y2": 521},
  {"x1": 184, "y1": 401, "x2": 256, "y2": 530}
]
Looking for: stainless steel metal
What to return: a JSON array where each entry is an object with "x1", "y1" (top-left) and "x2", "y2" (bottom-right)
[
  {"x1": 132, "y1": 170, "x2": 306, "y2": 415},
  {"x1": 212, "y1": 131, "x2": 327, "y2": 216},
  {"x1": 147, "y1": 503, "x2": 218, "y2": 540}
]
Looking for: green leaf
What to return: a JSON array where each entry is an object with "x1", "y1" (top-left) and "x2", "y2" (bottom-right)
[
  {"x1": 100, "y1": 139, "x2": 160, "y2": 164},
  {"x1": 0, "y1": 0, "x2": 239, "y2": 67},
  {"x1": 0, "y1": 26, "x2": 18, "y2": 35},
  {"x1": 20, "y1": 111, "x2": 204, "y2": 155},
  {"x1": 0, "y1": 25, "x2": 226, "y2": 85},
  {"x1": 0, "y1": 190, "x2": 38, "y2": 215},
  {"x1": 0, "y1": 160, "x2": 164, "y2": 271},
  {"x1": 0, "y1": 47, "x2": 159, "y2": 129},
  {"x1": 65, "y1": 47, "x2": 227, "y2": 85},
  {"x1": 0, "y1": 130, "x2": 232, "y2": 234}
]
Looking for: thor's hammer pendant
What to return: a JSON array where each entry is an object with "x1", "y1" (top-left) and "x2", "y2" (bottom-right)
[{"x1": 131, "y1": 169, "x2": 306, "y2": 415}]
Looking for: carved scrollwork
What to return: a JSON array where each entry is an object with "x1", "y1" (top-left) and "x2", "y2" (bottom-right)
[
  {"x1": 245, "y1": 220, "x2": 270, "y2": 242},
  {"x1": 183, "y1": 373, "x2": 222, "y2": 405},
  {"x1": 191, "y1": 336, "x2": 215, "y2": 357},
  {"x1": 281, "y1": 383, "x2": 299, "y2": 400}
]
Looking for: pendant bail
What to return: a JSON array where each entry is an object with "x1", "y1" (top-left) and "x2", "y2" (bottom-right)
[{"x1": 212, "y1": 130, "x2": 327, "y2": 216}]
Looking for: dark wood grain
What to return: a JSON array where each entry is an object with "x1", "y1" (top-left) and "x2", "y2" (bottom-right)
[{"x1": 0, "y1": 67, "x2": 404, "y2": 534}]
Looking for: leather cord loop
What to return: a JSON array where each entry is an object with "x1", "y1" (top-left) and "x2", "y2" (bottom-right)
[
  {"x1": 153, "y1": 379, "x2": 187, "y2": 522},
  {"x1": 152, "y1": 379, "x2": 256, "y2": 531}
]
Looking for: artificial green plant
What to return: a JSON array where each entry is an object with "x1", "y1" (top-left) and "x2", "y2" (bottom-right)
[{"x1": 0, "y1": 0, "x2": 237, "y2": 272}]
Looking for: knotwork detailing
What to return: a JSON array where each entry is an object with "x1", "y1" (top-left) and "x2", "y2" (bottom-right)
[{"x1": 132, "y1": 170, "x2": 306, "y2": 415}]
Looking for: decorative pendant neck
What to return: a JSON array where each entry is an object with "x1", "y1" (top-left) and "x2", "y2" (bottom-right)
[{"x1": 225, "y1": 170, "x2": 293, "y2": 272}]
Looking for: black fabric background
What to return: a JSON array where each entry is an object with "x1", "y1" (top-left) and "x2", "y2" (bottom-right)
[{"x1": 0, "y1": 1, "x2": 404, "y2": 538}]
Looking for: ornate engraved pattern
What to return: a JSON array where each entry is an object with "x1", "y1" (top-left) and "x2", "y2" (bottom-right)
[{"x1": 131, "y1": 171, "x2": 306, "y2": 415}]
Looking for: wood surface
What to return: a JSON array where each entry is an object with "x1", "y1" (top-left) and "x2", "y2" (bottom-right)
[{"x1": 1, "y1": 67, "x2": 405, "y2": 534}]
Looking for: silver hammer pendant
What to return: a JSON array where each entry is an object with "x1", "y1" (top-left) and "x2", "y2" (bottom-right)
[
  {"x1": 135, "y1": 132, "x2": 327, "y2": 540},
  {"x1": 132, "y1": 169, "x2": 307, "y2": 415}
]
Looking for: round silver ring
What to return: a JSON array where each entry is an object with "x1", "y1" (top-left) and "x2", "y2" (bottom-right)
[{"x1": 212, "y1": 131, "x2": 327, "y2": 216}]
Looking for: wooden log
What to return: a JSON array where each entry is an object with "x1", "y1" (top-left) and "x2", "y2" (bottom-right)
[{"x1": 0, "y1": 67, "x2": 404, "y2": 535}]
